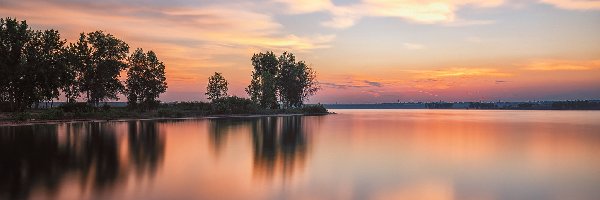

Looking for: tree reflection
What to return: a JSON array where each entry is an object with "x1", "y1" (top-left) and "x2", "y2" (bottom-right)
[
  {"x1": 0, "y1": 121, "x2": 165, "y2": 199},
  {"x1": 0, "y1": 125, "x2": 68, "y2": 199},
  {"x1": 128, "y1": 121, "x2": 165, "y2": 177},
  {"x1": 208, "y1": 116, "x2": 310, "y2": 182},
  {"x1": 208, "y1": 119, "x2": 250, "y2": 157},
  {"x1": 252, "y1": 116, "x2": 308, "y2": 181}
]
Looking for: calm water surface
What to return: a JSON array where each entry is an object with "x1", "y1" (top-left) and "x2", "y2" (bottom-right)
[{"x1": 1, "y1": 110, "x2": 600, "y2": 200}]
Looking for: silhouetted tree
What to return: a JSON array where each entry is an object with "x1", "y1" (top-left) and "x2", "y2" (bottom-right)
[
  {"x1": 0, "y1": 18, "x2": 69, "y2": 111},
  {"x1": 246, "y1": 51, "x2": 319, "y2": 109},
  {"x1": 246, "y1": 51, "x2": 279, "y2": 109},
  {"x1": 69, "y1": 31, "x2": 129, "y2": 106},
  {"x1": 277, "y1": 52, "x2": 319, "y2": 108},
  {"x1": 0, "y1": 18, "x2": 30, "y2": 111},
  {"x1": 125, "y1": 48, "x2": 167, "y2": 109},
  {"x1": 23, "y1": 29, "x2": 68, "y2": 108},
  {"x1": 206, "y1": 72, "x2": 228, "y2": 102}
]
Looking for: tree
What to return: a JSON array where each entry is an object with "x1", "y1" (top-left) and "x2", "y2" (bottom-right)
[
  {"x1": 246, "y1": 51, "x2": 279, "y2": 109},
  {"x1": 125, "y1": 48, "x2": 168, "y2": 108},
  {"x1": 0, "y1": 18, "x2": 69, "y2": 111},
  {"x1": 206, "y1": 72, "x2": 228, "y2": 102},
  {"x1": 69, "y1": 31, "x2": 129, "y2": 106},
  {"x1": 0, "y1": 18, "x2": 29, "y2": 111},
  {"x1": 23, "y1": 29, "x2": 68, "y2": 108},
  {"x1": 277, "y1": 52, "x2": 319, "y2": 108},
  {"x1": 245, "y1": 51, "x2": 319, "y2": 109}
]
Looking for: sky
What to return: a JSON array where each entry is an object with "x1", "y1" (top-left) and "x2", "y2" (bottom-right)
[{"x1": 2, "y1": 0, "x2": 600, "y2": 103}]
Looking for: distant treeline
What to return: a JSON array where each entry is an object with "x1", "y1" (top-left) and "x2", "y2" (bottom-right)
[
  {"x1": 550, "y1": 100, "x2": 600, "y2": 110},
  {"x1": 0, "y1": 18, "x2": 167, "y2": 112},
  {"x1": 425, "y1": 102, "x2": 453, "y2": 109},
  {"x1": 325, "y1": 100, "x2": 600, "y2": 110},
  {"x1": 465, "y1": 101, "x2": 599, "y2": 110}
]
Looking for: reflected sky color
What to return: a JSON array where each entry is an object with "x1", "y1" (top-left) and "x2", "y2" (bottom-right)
[
  {"x1": 1, "y1": 110, "x2": 600, "y2": 199},
  {"x1": 2, "y1": 0, "x2": 599, "y2": 102}
]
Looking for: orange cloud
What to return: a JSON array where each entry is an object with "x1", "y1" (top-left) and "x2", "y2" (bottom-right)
[
  {"x1": 524, "y1": 59, "x2": 600, "y2": 71},
  {"x1": 413, "y1": 68, "x2": 512, "y2": 78}
]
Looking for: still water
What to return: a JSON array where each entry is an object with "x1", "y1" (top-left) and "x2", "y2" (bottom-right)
[{"x1": 1, "y1": 110, "x2": 599, "y2": 200}]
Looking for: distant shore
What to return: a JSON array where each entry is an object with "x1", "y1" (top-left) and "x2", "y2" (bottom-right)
[{"x1": 323, "y1": 100, "x2": 600, "y2": 110}]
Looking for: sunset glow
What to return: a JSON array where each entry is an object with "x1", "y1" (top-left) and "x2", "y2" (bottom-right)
[{"x1": 4, "y1": 0, "x2": 599, "y2": 102}]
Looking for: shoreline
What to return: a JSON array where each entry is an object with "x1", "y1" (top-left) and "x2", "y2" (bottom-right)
[{"x1": 0, "y1": 112, "x2": 333, "y2": 126}]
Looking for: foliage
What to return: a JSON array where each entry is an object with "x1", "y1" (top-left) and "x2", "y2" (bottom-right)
[
  {"x1": 9, "y1": 112, "x2": 32, "y2": 121},
  {"x1": 245, "y1": 51, "x2": 319, "y2": 109},
  {"x1": 468, "y1": 102, "x2": 497, "y2": 109},
  {"x1": 58, "y1": 102, "x2": 95, "y2": 113},
  {"x1": 157, "y1": 109, "x2": 184, "y2": 118},
  {"x1": 23, "y1": 29, "x2": 68, "y2": 108},
  {"x1": 205, "y1": 72, "x2": 228, "y2": 102},
  {"x1": 0, "y1": 18, "x2": 28, "y2": 111},
  {"x1": 69, "y1": 31, "x2": 129, "y2": 106},
  {"x1": 518, "y1": 103, "x2": 534, "y2": 108},
  {"x1": 37, "y1": 109, "x2": 65, "y2": 120},
  {"x1": 210, "y1": 96, "x2": 258, "y2": 114},
  {"x1": 246, "y1": 51, "x2": 279, "y2": 109},
  {"x1": 300, "y1": 104, "x2": 328, "y2": 114},
  {"x1": 0, "y1": 18, "x2": 68, "y2": 111},
  {"x1": 425, "y1": 102, "x2": 454, "y2": 109},
  {"x1": 0, "y1": 18, "x2": 168, "y2": 112},
  {"x1": 125, "y1": 48, "x2": 167, "y2": 109},
  {"x1": 277, "y1": 52, "x2": 319, "y2": 108},
  {"x1": 552, "y1": 100, "x2": 600, "y2": 110}
]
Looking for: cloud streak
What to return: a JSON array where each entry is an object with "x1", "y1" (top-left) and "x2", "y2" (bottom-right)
[
  {"x1": 540, "y1": 0, "x2": 600, "y2": 10},
  {"x1": 276, "y1": 0, "x2": 504, "y2": 29},
  {"x1": 524, "y1": 59, "x2": 600, "y2": 71},
  {"x1": 321, "y1": 79, "x2": 384, "y2": 89}
]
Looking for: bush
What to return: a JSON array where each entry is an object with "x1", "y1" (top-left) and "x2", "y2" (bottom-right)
[
  {"x1": 59, "y1": 102, "x2": 95, "y2": 113},
  {"x1": 301, "y1": 104, "x2": 328, "y2": 114},
  {"x1": 157, "y1": 109, "x2": 184, "y2": 118},
  {"x1": 211, "y1": 96, "x2": 258, "y2": 115},
  {"x1": 128, "y1": 100, "x2": 161, "y2": 111},
  {"x1": 10, "y1": 112, "x2": 32, "y2": 121},
  {"x1": 37, "y1": 109, "x2": 65, "y2": 120},
  {"x1": 101, "y1": 104, "x2": 111, "y2": 111}
]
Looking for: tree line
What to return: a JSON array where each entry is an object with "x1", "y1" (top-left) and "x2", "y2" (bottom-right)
[
  {"x1": 0, "y1": 18, "x2": 167, "y2": 112},
  {"x1": 206, "y1": 51, "x2": 319, "y2": 109}
]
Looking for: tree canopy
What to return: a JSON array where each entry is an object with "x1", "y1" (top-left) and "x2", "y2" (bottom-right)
[
  {"x1": 245, "y1": 51, "x2": 319, "y2": 109},
  {"x1": 0, "y1": 18, "x2": 70, "y2": 111},
  {"x1": 72, "y1": 31, "x2": 130, "y2": 106},
  {"x1": 246, "y1": 51, "x2": 280, "y2": 109},
  {"x1": 206, "y1": 72, "x2": 228, "y2": 102},
  {"x1": 0, "y1": 17, "x2": 168, "y2": 111},
  {"x1": 277, "y1": 52, "x2": 318, "y2": 108},
  {"x1": 125, "y1": 48, "x2": 168, "y2": 108}
]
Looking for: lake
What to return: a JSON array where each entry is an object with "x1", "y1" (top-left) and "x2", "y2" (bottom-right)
[{"x1": 1, "y1": 110, "x2": 599, "y2": 200}]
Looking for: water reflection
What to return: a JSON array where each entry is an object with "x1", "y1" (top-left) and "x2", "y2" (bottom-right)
[
  {"x1": 128, "y1": 121, "x2": 165, "y2": 177},
  {"x1": 1, "y1": 111, "x2": 599, "y2": 199},
  {"x1": 209, "y1": 116, "x2": 310, "y2": 182},
  {"x1": 0, "y1": 121, "x2": 165, "y2": 199}
]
